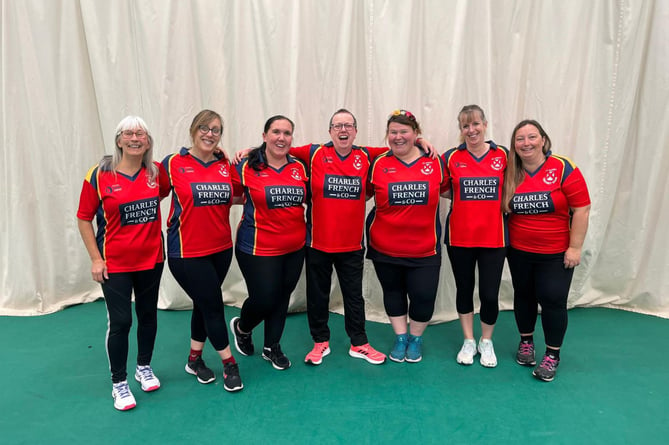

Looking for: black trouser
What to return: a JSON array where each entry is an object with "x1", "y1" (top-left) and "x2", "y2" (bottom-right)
[
  {"x1": 446, "y1": 245, "x2": 506, "y2": 325},
  {"x1": 507, "y1": 247, "x2": 574, "y2": 347},
  {"x1": 101, "y1": 263, "x2": 163, "y2": 383},
  {"x1": 371, "y1": 260, "x2": 440, "y2": 323},
  {"x1": 235, "y1": 248, "x2": 305, "y2": 347},
  {"x1": 168, "y1": 249, "x2": 233, "y2": 351},
  {"x1": 306, "y1": 247, "x2": 367, "y2": 346}
]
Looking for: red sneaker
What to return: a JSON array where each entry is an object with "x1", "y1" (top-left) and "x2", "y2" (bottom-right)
[
  {"x1": 304, "y1": 341, "x2": 330, "y2": 365},
  {"x1": 349, "y1": 343, "x2": 386, "y2": 365}
]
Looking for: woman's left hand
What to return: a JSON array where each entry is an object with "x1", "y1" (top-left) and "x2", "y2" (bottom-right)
[{"x1": 563, "y1": 247, "x2": 581, "y2": 269}]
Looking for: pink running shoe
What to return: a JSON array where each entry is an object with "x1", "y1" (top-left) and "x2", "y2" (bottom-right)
[
  {"x1": 349, "y1": 343, "x2": 386, "y2": 365},
  {"x1": 304, "y1": 341, "x2": 330, "y2": 365}
]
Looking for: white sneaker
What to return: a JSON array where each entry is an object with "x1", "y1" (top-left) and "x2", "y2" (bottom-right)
[
  {"x1": 456, "y1": 339, "x2": 477, "y2": 365},
  {"x1": 135, "y1": 365, "x2": 161, "y2": 392},
  {"x1": 112, "y1": 380, "x2": 136, "y2": 411},
  {"x1": 477, "y1": 338, "x2": 498, "y2": 368}
]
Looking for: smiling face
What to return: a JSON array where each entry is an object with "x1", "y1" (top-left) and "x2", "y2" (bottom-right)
[
  {"x1": 387, "y1": 122, "x2": 418, "y2": 159},
  {"x1": 513, "y1": 123, "x2": 546, "y2": 166},
  {"x1": 459, "y1": 110, "x2": 487, "y2": 149},
  {"x1": 329, "y1": 111, "x2": 357, "y2": 153},
  {"x1": 193, "y1": 118, "x2": 222, "y2": 157},
  {"x1": 116, "y1": 127, "x2": 149, "y2": 158},
  {"x1": 263, "y1": 118, "x2": 293, "y2": 160}
]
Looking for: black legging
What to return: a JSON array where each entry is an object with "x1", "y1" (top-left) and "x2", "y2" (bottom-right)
[
  {"x1": 371, "y1": 260, "x2": 440, "y2": 322},
  {"x1": 168, "y1": 249, "x2": 233, "y2": 351},
  {"x1": 446, "y1": 245, "x2": 506, "y2": 325},
  {"x1": 507, "y1": 247, "x2": 574, "y2": 347},
  {"x1": 101, "y1": 262, "x2": 164, "y2": 383},
  {"x1": 235, "y1": 247, "x2": 305, "y2": 347}
]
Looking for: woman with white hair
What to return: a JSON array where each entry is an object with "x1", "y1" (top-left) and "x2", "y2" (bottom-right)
[{"x1": 77, "y1": 116, "x2": 170, "y2": 410}]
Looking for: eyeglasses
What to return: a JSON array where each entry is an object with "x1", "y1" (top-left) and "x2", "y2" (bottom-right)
[
  {"x1": 120, "y1": 130, "x2": 147, "y2": 138},
  {"x1": 198, "y1": 125, "x2": 222, "y2": 136},
  {"x1": 330, "y1": 123, "x2": 356, "y2": 131},
  {"x1": 389, "y1": 109, "x2": 416, "y2": 121}
]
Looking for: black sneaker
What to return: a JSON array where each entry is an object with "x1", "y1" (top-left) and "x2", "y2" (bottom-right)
[
  {"x1": 230, "y1": 317, "x2": 254, "y2": 356},
  {"x1": 185, "y1": 356, "x2": 216, "y2": 384},
  {"x1": 516, "y1": 341, "x2": 536, "y2": 366},
  {"x1": 262, "y1": 344, "x2": 291, "y2": 370},
  {"x1": 223, "y1": 362, "x2": 244, "y2": 392},
  {"x1": 533, "y1": 354, "x2": 559, "y2": 382}
]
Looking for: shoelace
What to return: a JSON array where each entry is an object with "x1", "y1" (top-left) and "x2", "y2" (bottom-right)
[
  {"x1": 115, "y1": 382, "x2": 132, "y2": 398},
  {"x1": 137, "y1": 366, "x2": 155, "y2": 381},
  {"x1": 519, "y1": 342, "x2": 534, "y2": 355},
  {"x1": 539, "y1": 355, "x2": 558, "y2": 371}
]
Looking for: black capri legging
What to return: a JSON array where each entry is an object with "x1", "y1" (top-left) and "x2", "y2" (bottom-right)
[
  {"x1": 507, "y1": 247, "x2": 574, "y2": 348},
  {"x1": 168, "y1": 249, "x2": 233, "y2": 351},
  {"x1": 235, "y1": 247, "x2": 305, "y2": 347},
  {"x1": 372, "y1": 261, "x2": 440, "y2": 323},
  {"x1": 446, "y1": 245, "x2": 506, "y2": 325}
]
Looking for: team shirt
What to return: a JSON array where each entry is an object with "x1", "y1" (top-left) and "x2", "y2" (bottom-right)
[
  {"x1": 77, "y1": 162, "x2": 170, "y2": 273},
  {"x1": 161, "y1": 148, "x2": 241, "y2": 258},
  {"x1": 508, "y1": 153, "x2": 591, "y2": 254},
  {"x1": 290, "y1": 143, "x2": 387, "y2": 253},
  {"x1": 441, "y1": 141, "x2": 508, "y2": 248},
  {"x1": 366, "y1": 152, "x2": 448, "y2": 258},
  {"x1": 235, "y1": 155, "x2": 309, "y2": 256}
]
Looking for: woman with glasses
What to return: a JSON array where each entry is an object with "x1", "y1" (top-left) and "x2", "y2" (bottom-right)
[
  {"x1": 77, "y1": 116, "x2": 170, "y2": 411},
  {"x1": 161, "y1": 110, "x2": 244, "y2": 392},
  {"x1": 366, "y1": 110, "x2": 449, "y2": 363},
  {"x1": 441, "y1": 105, "x2": 508, "y2": 368},
  {"x1": 230, "y1": 115, "x2": 308, "y2": 371}
]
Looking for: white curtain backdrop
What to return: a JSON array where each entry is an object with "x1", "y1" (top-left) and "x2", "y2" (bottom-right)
[{"x1": 1, "y1": 0, "x2": 667, "y2": 319}]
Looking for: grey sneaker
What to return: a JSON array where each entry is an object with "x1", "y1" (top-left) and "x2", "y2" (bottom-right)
[
  {"x1": 456, "y1": 339, "x2": 477, "y2": 365},
  {"x1": 477, "y1": 338, "x2": 497, "y2": 368},
  {"x1": 533, "y1": 354, "x2": 559, "y2": 382},
  {"x1": 516, "y1": 341, "x2": 536, "y2": 366}
]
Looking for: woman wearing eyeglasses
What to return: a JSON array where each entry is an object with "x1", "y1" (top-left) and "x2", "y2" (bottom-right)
[
  {"x1": 77, "y1": 116, "x2": 170, "y2": 411},
  {"x1": 161, "y1": 110, "x2": 244, "y2": 392},
  {"x1": 366, "y1": 110, "x2": 449, "y2": 363},
  {"x1": 229, "y1": 115, "x2": 308, "y2": 371}
]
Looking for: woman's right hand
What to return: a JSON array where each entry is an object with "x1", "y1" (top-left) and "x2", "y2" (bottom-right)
[
  {"x1": 232, "y1": 148, "x2": 252, "y2": 164},
  {"x1": 91, "y1": 258, "x2": 108, "y2": 283}
]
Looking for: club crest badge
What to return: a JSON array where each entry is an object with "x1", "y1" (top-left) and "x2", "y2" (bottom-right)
[
  {"x1": 421, "y1": 162, "x2": 434, "y2": 175},
  {"x1": 291, "y1": 168, "x2": 302, "y2": 181},
  {"x1": 219, "y1": 165, "x2": 229, "y2": 177},
  {"x1": 543, "y1": 168, "x2": 558, "y2": 185},
  {"x1": 490, "y1": 157, "x2": 503, "y2": 171},
  {"x1": 353, "y1": 155, "x2": 363, "y2": 170}
]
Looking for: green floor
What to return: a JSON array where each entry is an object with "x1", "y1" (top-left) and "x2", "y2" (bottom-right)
[{"x1": 2, "y1": 301, "x2": 668, "y2": 444}]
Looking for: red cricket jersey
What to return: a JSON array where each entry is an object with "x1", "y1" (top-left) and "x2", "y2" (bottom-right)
[
  {"x1": 234, "y1": 156, "x2": 308, "y2": 256},
  {"x1": 508, "y1": 153, "x2": 591, "y2": 254},
  {"x1": 442, "y1": 141, "x2": 508, "y2": 248},
  {"x1": 162, "y1": 148, "x2": 242, "y2": 258},
  {"x1": 367, "y1": 152, "x2": 448, "y2": 258},
  {"x1": 290, "y1": 143, "x2": 387, "y2": 253},
  {"x1": 77, "y1": 162, "x2": 170, "y2": 273}
]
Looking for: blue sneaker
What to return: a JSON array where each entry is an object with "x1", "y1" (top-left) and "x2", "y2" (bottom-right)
[
  {"x1": 406, "y1": 335, "x2": 423, "y2": 363},
  {"x1": 389, "y1": 334, "x2": 409, "y2": 362}
]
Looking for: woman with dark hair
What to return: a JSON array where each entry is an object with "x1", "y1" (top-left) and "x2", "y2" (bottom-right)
[
  {"x1": 230, "y1": 115, "x2": 308, "y2": 370},
  {"x1": 366, "y1": 109, "x2": 449, "y2": 363},
  {"x1": 441, "y1": 105, "x2": 508, "y2": 368},
  {"x1": 502, "y1": 119, "x2": 591, "y2": 382},
  {"x1": 77, "y1": 116, "x2": 170, "y2": 410},
  {"x1": 162, "y1": 109, "x2": 243, "y2": 392}
]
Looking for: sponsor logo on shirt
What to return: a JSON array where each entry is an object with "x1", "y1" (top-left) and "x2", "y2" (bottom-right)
[
  {"x1": 454, "y1": 161, "x2": 467, "y2": 168},
  {"x1": 459, "y1": 177, "x2": 499, "y2": 201},
  {"x1": 323, "y1": 175, "x2": 362, "y2": 200},
  {"x1": 543, "y1": 168, "x2": 558, "y2": 185},
  {"x1": 105, "y1": 184, "x2": 123, "y2": 194},
  {"x1": 511, "y1": 192, "x2": 555, "y2": 214},
  {"x1": 179, "y1": 167, "x2": 195, "y2": 174},
  {"x1": 265, "y1": 185, "x2": 305, "y2": 209},
  {"x1": 191, "y1": 182, "x2": 232, "y2": 206},
  {"x1": 388, "y1": 181, "x2": 429, "y2": 206},
  {"x1": 382, "y1": 167, "x2": 397, "y2": 174},
  {"x1": 119, "y1": 197, "x2": 159, "y2": 225}
]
